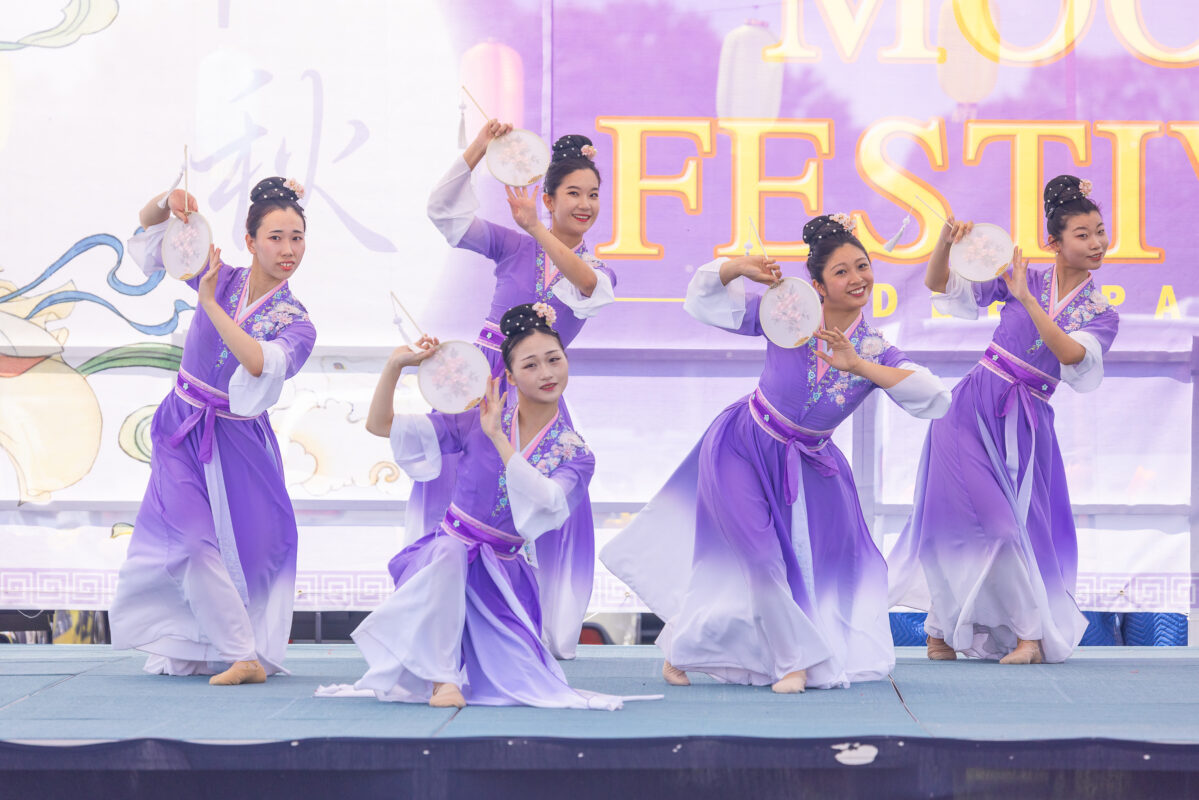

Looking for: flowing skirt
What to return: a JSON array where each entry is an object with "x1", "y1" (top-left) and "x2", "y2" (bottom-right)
[
  {"x1": 887, "y1": 369, "x2": 1087, "y2": 662},
  {"x1": 404, "y1": 358, "x2": 593, "y2": 659},
  {"x1": 319, "y1": 532, "x2": 652, "y2": 709},
  {"x1": 602, "y1": 399, "x2": 894, "y2": 689},
  {"x1": 109, "y1": 393, "x2": 297, "y2": 675}
]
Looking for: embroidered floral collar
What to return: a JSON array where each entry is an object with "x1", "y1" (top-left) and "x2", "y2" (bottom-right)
[{"x1": 534, "y1": 239, "x2": 590, "y2": 303}]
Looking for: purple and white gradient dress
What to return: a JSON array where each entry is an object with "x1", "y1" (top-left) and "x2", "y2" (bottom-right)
[
  {"x1": 887, "y1": 267, "x2": 1118, "y2": 662},
  {"x1": 406, "y1": 157, "x2": 618, "y2": 659},
  {"x1": 109, "y1": 222, "x2": 316, "y2": 676},
  {"x1": 602, "y1": 261, "x2": 951, "y2": 689},
  {"x1": 317, "y1": 396, "x2": 653, "y2": 709}
]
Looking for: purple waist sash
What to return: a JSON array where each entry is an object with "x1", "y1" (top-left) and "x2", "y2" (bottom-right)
[
  {"x1": 439, "y1": 503, "x2": 524, "y2": 561},
  {"x1": 475, "y1": 320, "x2": 503, "y2": 353},
  {"x1": 167, "y1": 369, "x2": 257, "y2": 464},
  {"x1": 747, "y1": 388, "x2": 838, "y2": 505},
  {"x1": 979, "y1": 344, "x2": 1058, "y2": 429}
]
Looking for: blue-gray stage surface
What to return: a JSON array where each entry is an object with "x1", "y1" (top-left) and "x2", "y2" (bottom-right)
[{"x1": 4, "y1": 644, "x2": 1199, "y2": 798}]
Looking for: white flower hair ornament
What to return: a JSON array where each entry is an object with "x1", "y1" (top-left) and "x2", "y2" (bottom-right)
[
  {"x1": 830, "y1": 212, "x2": 856, "y2": 234},
  {"x1": 531, "y1": 301, "x2": 557, "y2": 327}
]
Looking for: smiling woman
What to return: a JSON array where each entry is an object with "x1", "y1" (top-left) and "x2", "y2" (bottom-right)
[
  {"x1": 602, "y1": 213, "x2": 951, "y2": 694},
  {"x1": 888, "y1": 175, "x2": 1120, "y2": 666},
  {"x1": 404, "y1": 125, "x2": 621, "y2": 660}
]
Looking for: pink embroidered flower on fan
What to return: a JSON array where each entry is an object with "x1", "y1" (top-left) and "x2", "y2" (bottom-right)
[
  {"x1": 1078, "y1": 179, "x2": 1092, "y2": 197},
  {"x1": 960, "y1": 231, "x2": 1008, "y2": 266},
  {"x1": 580, "y1": 144, "x2": 597, "y2": 160},
  {"x1": 770, "y1": 282, "x2": 817, "y2": 337},
  {"x1": 168, "y1": 217, "x2": 204, "y2": 265},
  {"x1": 284, "y1": 179, "x2": 306, "y2": 199},
  {"x1": 531, "y1": 302, "x2": 557, "y2": 327},
  {"x1": 430, "y1": 349, "x2": 476, "y2": 397},
  {"x1": 830, "y1": 213, "x2": 856, "y2": 233}
]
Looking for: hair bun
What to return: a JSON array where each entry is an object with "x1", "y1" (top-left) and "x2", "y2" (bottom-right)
[
  {"x1": 552, "y1": 134, "x2": 595, "y2": 163},
  {"x1": 251, "y1": 176, "x2": 303, "y2": 204},
  {"x1": 802, "y1": 213, "x2": 855, "y2": 245},
  {"x1": 1044, "y1": 174, "x2": 1092, "y2": 218},
  {"x1": 499, "y1": 303, "x2": 556, "y2": 338}
]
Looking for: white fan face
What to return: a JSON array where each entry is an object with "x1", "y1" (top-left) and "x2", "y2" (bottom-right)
[
  {"x1": 486, "y1": 129, "x2": 551, "y2": 187},
  {"x1": 162, "y1": 214, "x2": 213, "y2": 281},
  {"x1": 760, "y1": 277, "x2": 822, "y2": 349},
  {"x1": 417, "y1": 340, "x2": 491, "y2": 414},
  {"x1": 951, "y1": 223, "x2": 1014, "y2": 282}
]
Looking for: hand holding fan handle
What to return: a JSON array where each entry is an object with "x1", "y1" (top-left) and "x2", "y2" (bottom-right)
[{"x1": 747, "y1": 217, "x2": 782, "y2": 288}]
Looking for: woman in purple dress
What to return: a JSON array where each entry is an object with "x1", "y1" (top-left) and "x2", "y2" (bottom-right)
[
  {"x1": 602, "y1": 215, "x2": 951, "y2": 692},
  {"x1": 888, "y1": 175, "x2": 1118, "y2": 665},
  {"x1": 326, "y1": 304, "x2": 639, "y2": 709},
  {"x1": 109, "y1": 178, "x2": 316, "y2": 685},
  {"x1": 411, "y1": 122, "x2": 617, "y2": 658}
]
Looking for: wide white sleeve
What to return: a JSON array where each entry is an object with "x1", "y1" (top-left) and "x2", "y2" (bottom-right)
[
  {"x1": 388, "y1": 413, "x2": 443, "y2": 482},
  {"x1": 1059, "y1": 331, "x2": 1105, "y2": 393},
  {"x1": 931, "y1": 270, "x2": 980, "y2": 320},
  {"x1": 228, "y1": 341, "x2": 289, "y2": 417},
  {"x1": 884, "y1": 362, "x2": 952, "y2": 419},
  {"x1": 126, "y1": 221, "x2": 168, "y2": 277},
  {"x1": 427, "y1": 157, "x2": 478, "y2": 247},
  {"x1": 682, "y1": 258, "x2": 744, "y2": 330},
  {"x1": 551, "y1": 261, "x2": 616, "y2": 319},
  {"x1": 504, "y1": 454, "x2": 570, "y2": 542}
]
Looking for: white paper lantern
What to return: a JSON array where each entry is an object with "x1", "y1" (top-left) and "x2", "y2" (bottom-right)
[
  {"x1": 717, "y1": 20, "x2": 783, "y2": 120},
  {"x1": 460, "y1": 40, "x2": 524, "y2": 130},
  {"x1": 937, "y1": 2, "x2": 998, "y2": 118}
]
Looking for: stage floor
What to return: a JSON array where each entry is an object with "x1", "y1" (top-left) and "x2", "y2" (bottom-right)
[{"x1": 1, "y1": 644, "x2": 1197, "y2": 745}]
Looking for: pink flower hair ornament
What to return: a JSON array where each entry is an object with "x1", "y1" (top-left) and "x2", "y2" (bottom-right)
[
  {"x1": 531, "y1": 301, "x2": 558, "y2": 327},
  {"x1": 830, "y1": 212, "x2": 856, "y2": 234},
  {"x1": 580, "y1": 144, "x2": 597, "y2": 160},
  {"x1": 284, "y1": 178, "x2": 306, "y2": 199}
]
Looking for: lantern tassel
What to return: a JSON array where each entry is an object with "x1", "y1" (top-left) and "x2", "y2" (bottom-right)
[{"x1": 457, "y1": 100, "x2": 468, "y2": 149}]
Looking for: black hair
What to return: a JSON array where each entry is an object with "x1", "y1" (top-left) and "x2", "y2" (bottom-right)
[
  {"x1": 246, "y1": 177, "x2": 306, "y2": 238},
  {"x1": 802, "y1": 215, "x2": 869, "y2": 284},
  {"x1": 1044, "y1": 174, "x2": 1101, "y2": 243},
  {"x1": 544, "y1": 134, "x2": 601, "y2": 196},
  {"x1": 499, "y1": 303, "x2": 565, "y2": 372}
]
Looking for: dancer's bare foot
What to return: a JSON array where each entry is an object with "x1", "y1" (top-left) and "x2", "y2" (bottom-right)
[
  {"x1": 662, "y1": 660, "x2": 690, "y2": 686},
  {"x1": 926, "y1": 636, "x2": 957, "y2": 661},
  {"x1": 999, "y1": 639, "x2": 1044, "y2": 665},
  {"x1": 208, "y1": 660, "x2": 266, "y2": 685},
  {"x1": 771, "y1": 670, "x2": 807, "y2": 694},
  {"x1": 430, "y1": 682, "x2": 466, "y2": 708}
]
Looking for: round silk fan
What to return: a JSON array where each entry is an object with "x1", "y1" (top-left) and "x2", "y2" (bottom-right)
[
  {"x1": 950, "y1": 223, "x2": 1013, "y2": 282},
  {"x1": 162, "y1": 214, "x2": 212, "y2": 281},
  {"x1": 759, "y1": 277, "x2": 822, "y2": 349},
  {"x1": 486, "y1": 129, "x2": 551, "y2": 187},
  {"x1": 418, "y1": 340, "x2": 491, "y2": 414}
]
